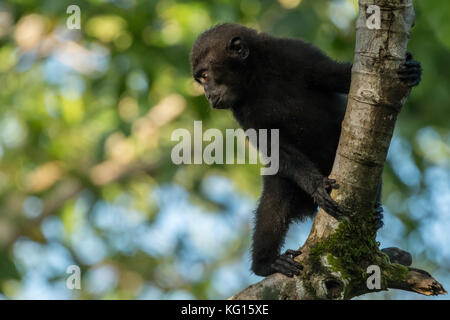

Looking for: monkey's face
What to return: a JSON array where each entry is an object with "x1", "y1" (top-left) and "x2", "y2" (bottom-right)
[{"x1": 191, "y1": 36, "x2": 250, "y2": 110}]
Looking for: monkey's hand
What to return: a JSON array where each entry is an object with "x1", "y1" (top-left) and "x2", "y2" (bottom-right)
[
  {"x1": 373, "y1": 205, "x2": 384, "y2": 230},
  {"x1": 270, "y1": 249, "x2": 303, "y2": 277},
  {"x1": 398, "y1": 52, "x2": 422, "y2": 87},
  {"x1": 312, "y1": 177, "x2": 344, "y2": 219}
]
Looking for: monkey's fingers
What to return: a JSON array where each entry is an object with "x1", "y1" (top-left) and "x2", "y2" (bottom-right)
[
  {"x1": 271, "y1": 264, "x2": 296, "y2": 278},
  {"x1": 271, "y1": 253, "x2": 303, "y2": 277},
  {"x1": 285, "y1": 249, "x2": 302, "y2": 258},
  {"x1": 323, "y1": 178, "x2": 339, "y2": 191},
  {"x1": 314, "y1": 188, "x2": 344, "y2": 218},
  {"x1": 398, "y1": 74, "x2": 421, "y2": 87},
  {"x1": 398, "y1": 59, "x2": 422, "y2": 87},
  {"x1": 373, "y1": 206, "x2": 384, "y2": 230},
  {"x1": 398, "y1": 62, "x2": 421, "y2": 76},
  {"x1": 406, "y1": 78, "x2": 421, "y2": 87},
  {"x1": 400, "y1": 59, "x2": 421, "y2": 69}
]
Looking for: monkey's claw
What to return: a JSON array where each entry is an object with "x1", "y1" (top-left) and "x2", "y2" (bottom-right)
[
  {"x1": 312, "y1": 177, "x2": 344, "y2": 219},
  {"x1": 398, "y1": 52, "x2": 422, "y2": 87},
  {"x1": 271, "y1": 249, "x2": 303, "y2": 277}
]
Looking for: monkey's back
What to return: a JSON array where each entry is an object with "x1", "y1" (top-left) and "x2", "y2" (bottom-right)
[{"x1": 233, "y1": 83, "x2": 346, "y2": 176}]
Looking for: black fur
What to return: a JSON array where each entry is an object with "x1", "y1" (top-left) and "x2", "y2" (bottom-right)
[{"x1": 190, "y1": 23, "x2": 421, "y2": 277}]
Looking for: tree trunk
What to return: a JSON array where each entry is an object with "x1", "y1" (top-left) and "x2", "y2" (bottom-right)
[{"x1": 231, "y1": 0, "x2": 446, "y2": 300}]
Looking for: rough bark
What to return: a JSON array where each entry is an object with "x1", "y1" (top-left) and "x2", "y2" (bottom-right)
[{"x1": 231, "y1": 0, "x2": 446, "y2": 300}]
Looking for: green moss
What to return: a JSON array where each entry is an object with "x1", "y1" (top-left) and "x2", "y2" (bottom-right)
[
  {"x1": 308, "y1": 212, "x2": 383, "y2": 294},
  {"x1": 311, "y1": 216, "x2": 377, "y2": 266},
  {"x1": 306, "y1": 210, "x2": 411, "y2": 298},
  {"x1": 327, "y1": 253, "x2": 352, "y2": 280},
  {"x1": 384, "y1": 263, "x2": 409, "y2": 282}
]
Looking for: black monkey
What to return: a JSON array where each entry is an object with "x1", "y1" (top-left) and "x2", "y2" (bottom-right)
[{"x1": 190, "y1": 24, "x2": 422, "y2": 277}]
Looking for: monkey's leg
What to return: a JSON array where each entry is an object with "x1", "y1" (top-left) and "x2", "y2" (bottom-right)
[
  {"x1": 289, "y1": 188, "x2": 318, "y2": 221},
  {"x1": 381, "y1": 247, "x2": 412, "y2": 266},
  {"x1": 251, "y1": 176, "x2": 303, "y2": 277}
]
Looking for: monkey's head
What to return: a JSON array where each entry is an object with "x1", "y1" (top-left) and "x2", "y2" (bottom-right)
[{"x1": 190, "y1": 24, "x2": 258, "y2": 109}]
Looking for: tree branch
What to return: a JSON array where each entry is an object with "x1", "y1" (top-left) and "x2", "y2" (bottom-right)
[
  {"x1": 389, "y1": 268, "x2": 447, "y2": 296},
  {"x1": 231, "y1": 0, "x2": 446, "y2": 300}
]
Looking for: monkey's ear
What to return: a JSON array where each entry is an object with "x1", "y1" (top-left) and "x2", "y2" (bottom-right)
[{"x1": 227, "y1": 37, "x2": 249, "y2": 60}]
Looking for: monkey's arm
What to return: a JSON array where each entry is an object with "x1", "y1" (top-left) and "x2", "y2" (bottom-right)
[
  {"x1": 319, "y1": 61, "x2": 352, "y2": 93},
  {"x1": 309, "y1": 58, "x2": 352, "y2": 94},
  {"x1": 307, "y1": 51, "x2": 422, "y2": 92},
  {"x1": 298, "y1": 42, "x2": 352, "y2": 93},
  {"x1": 278, "y1": 145, "x2": 343, "y2": 218}
]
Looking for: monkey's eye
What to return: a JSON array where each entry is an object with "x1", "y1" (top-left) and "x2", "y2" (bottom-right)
[{"x1": 197, "y1": 71, "x2": 208, "y2": 84}]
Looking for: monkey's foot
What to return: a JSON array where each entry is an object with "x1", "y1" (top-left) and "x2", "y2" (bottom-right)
[
  {"x1": 312, "y1": 177, "x2": 344, "y2": 219},
  {"x1": 381, "y1": 247, "x2": 412, "y2": 266},
  {"x1": 373, "y1": 206, "x2": 384, "y2": 230},
  {"x1": 271, "y1": 249, "x2": 303, "y2": 277},
  {"x1": 398, "y1": 52, "x2": 422, "y2": 87}
]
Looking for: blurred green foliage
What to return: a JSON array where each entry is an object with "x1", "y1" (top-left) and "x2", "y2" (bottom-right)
[{"x1": 0, "y1": 0, "x2": 449, "y2": 299}]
